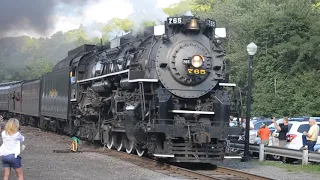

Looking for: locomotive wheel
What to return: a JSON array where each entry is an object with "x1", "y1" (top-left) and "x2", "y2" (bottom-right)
[
  {"x1": 123, "y1": 135, "x2": 135, "y2": 154},
  {"x1": 105, "y1": 132, "x2": 114, "y2": 150},
  {"x1": 136, "y1": 146, "x2": 145, "y2": 157},
  {"x1": 113, "y1": 134, "x2": 124, "y2": 151}
]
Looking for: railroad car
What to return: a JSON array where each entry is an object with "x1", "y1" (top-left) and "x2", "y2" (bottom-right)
[
  {"x1": 0, "y1": 16, "x2": 242, "y2": 163},
  {"x1": 0, "y1": 81, "x2": 21, "y2": 117},
  {"x1": 20, "y1": 79, "x2": 41, "y2": 126}
]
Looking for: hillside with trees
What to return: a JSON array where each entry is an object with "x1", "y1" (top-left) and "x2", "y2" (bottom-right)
[
  {"x1": 0, "y1": 18, "x2": 155, "y2": 82},
  {"x1": 0, "y1": 0, "x2": 319, "y2": 117}
]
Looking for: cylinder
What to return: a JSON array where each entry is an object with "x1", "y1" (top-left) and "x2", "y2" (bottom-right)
[{"x1": 91, "y1": 81, "x2": 110, "y2": 93}]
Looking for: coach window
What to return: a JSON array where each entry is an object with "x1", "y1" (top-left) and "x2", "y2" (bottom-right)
[{"x1": 70, "y1": 70, "x2": 76, "y2": 84}]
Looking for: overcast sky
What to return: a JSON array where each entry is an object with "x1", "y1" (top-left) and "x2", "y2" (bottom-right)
[{"x1": 1, "y1": 0, "x2": 181, "y2": 38}]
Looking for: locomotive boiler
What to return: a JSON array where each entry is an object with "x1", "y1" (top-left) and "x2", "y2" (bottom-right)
[{"x1": 0, "y1": 15, "x2": 242, "y2": 163}]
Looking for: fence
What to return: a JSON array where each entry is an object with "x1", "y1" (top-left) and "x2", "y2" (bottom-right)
[{"x1": 229, "y1": 142, "x2": 320, "y2": 165}]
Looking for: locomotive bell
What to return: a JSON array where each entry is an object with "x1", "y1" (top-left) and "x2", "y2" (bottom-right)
[{"x1": 187, "y1": 18, "x2": 200, "y2": 30}]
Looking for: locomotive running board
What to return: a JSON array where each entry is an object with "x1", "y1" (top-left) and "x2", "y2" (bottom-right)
[
  {"x1": 169, "y1": 110, "x2": 215, "y2": 115},
  {"x1": 153, "y1": 154, "x2": 175, "y2": 158},
  {"x1": 219, "y1": 83, "x2": 236, "y2": 87},
  {"x1": 224, "y1": 156, "x2": 242, "y2": 159},
  {"x1": 128, "y1": 79, "x2": 158, "y2": 83},
  {"x1": 77, "y1": 69, "x2": 130, "y2": 83}
]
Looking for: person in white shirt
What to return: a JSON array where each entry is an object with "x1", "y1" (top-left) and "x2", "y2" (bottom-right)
[
  {"x1": 229, "y1": 117, "x2": 235, "y2": 127},
  {"x1": 242, "y1": 118, "x2": 254, "y2": 130},
  {"x1": 0, "y1": 118, "x2": 25, "y2": 180}
]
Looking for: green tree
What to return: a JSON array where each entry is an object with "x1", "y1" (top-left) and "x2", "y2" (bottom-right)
[{"x1": 21, "y1": 59, "x2": 54, "y2": 80}]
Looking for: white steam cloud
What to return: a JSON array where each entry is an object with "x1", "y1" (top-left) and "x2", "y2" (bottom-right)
[
  {"x1": 185, "y1": 10, "x2": 193, "y2": 16},
  {"x1": 80, "y1": 0, "x2": 180, "y2": 41}
]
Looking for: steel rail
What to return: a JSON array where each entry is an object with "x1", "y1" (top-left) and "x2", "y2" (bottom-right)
[{"x1": 213, "y1": 166, "x2": 273, "y2": 180}]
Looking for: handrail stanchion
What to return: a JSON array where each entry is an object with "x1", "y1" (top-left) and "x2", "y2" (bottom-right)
[{"x1": 259, "y1": 143, "x2": 265, "y2": 162}]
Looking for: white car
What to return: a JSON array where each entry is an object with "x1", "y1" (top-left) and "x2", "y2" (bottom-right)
[
  {"x1": 285, "y1": 121, "x2": 320, "y2": 150},
  {"x1": 269, "y1": 118, "x2": 313, "y2": 146}
]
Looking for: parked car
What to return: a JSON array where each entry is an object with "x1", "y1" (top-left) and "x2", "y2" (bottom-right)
[
  {"x1": 285, "y1": 121, "x2": 320, "y2": 150},
  {"x1": 253, "y1": 120, "x2": 273, "y2": 130},
  {"x1": 251, "y1": 117, "x2": 272, "y2": 124},
  {"x1": 270, "y1": 117, "x2": 320, "y2": 147},
  {"x1": 314, "y1": 144, "x2": 320, "y2": 153},
  {"x1": 269, "y1": 117, "x2": 312, "y2": 140}
]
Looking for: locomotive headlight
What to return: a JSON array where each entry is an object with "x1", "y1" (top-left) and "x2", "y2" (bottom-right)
[{"x1": 191, "y1": 55, "x2": 204, "y2": 68}]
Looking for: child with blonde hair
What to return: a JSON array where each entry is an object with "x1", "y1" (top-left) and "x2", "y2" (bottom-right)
[{"x1": 0, "y1": 118, "x2": 25, "y2": 180}]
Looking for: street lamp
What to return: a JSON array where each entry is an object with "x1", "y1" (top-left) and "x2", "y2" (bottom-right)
[{"x1": 241, "y1": 42, "x2": 257, "y2": 162}]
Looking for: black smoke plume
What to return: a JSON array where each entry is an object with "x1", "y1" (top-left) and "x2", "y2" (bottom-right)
[{"x1": 0, "y1": 0, "x2": 94, "y2": 37}]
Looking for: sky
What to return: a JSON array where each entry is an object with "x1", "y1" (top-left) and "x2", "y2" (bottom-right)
[{"x1": 1, "y1": 0, "x2": 181, "y2": 38}]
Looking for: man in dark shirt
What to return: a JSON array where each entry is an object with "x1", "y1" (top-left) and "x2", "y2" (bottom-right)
[{"x1": 272, "y1": 117, "x2": 289, "y2": 147}]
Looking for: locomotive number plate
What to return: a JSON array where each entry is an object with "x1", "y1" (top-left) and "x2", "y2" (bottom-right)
[
  {"x1": 187, "y1": 69, "x2": 206, "y2": 75},
  {"x1": 167, "y1": 17, "x2": 183, "y2": 24}
]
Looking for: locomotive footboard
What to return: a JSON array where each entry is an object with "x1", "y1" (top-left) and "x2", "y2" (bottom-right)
[{"x1": 162, "y1": 142, "x2": 225, "y2": 163}]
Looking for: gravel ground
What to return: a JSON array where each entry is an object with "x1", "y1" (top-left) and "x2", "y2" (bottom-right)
[
  {"x1": 0, "y1": 127, "x2": 181, "y2": 180},
  {"x1": 215, "y1": 158, "x2": 319, "y2": 180}
]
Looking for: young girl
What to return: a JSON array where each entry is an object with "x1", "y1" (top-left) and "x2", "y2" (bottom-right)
[{"x1": 0, "y1": 118, "x2": 25, "y2": 180}]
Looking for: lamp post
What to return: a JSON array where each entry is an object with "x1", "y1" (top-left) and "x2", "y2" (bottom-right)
[{"x1": 241, "y1": 42, "x2": 257, "y2": 162}]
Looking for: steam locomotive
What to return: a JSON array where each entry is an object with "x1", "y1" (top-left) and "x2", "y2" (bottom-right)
[{"x1": 0, "y1": 16, "x2": 242, "y2": 163}]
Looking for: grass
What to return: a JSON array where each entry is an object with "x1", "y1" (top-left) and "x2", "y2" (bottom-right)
[{"x1": 254, "y1": 160, "x2": 320, "y2": 174}]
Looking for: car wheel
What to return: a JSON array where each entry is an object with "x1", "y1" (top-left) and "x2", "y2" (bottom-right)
[
  {"x1": 282, "y1": 157, "x2": 296, "y2": 164},
  {"x1": 268, "y1": 154, "x2": 281, "y2": 161}
]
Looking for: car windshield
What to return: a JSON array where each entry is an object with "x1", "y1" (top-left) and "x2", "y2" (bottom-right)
[
  {"x1": 297, "y1": 124, "x2": 320, "y2": 134},
  {"x1": 253, "y1": 121, "x2": 273, "y2": 130}
]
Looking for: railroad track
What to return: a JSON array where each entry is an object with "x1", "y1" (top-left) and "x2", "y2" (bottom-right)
[{"x1": 23, "y1": 126, "x2": 273, "y2": 180}]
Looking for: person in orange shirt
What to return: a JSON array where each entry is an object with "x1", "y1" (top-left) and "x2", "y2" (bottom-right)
[{"x1": 257, "y1": 124, "x2": 271, "y2": 145}]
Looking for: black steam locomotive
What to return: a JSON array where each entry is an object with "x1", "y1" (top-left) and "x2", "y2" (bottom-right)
[{"x1": 0, "y1": 16, "x2": 242, "y2": 163}]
